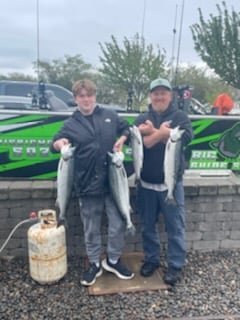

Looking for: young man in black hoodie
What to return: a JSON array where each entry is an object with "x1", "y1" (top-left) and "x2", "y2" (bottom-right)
[
  {"x1": 135, "y1": 78, "x2": 193, "y2": 286},
  {"x1": 51, "y1": 79, "x2": 134, "y2": 286}
]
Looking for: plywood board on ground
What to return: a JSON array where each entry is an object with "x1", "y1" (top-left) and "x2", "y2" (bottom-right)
[{"x1": 88, "y1": 252, "x2": 169, "y2": 295}]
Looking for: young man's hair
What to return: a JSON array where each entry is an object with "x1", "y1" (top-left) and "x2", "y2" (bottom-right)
[{"x1": 72, "y1": 79, "x2": 97, "y2": 97}]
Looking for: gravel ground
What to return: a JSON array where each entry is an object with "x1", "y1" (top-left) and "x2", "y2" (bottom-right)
[{"x1": 1, "y1": 249, "x2": 240, "y2": 320}]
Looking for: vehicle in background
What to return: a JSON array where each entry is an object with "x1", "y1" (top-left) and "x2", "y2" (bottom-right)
[
  {"x1": 0, "y1": 96, "x2": 40, "y2": 110},
  {"x1": 100, "y1": 103, "x2": 126, "y2": 112},
  {"x1": 0, "y1": 93, "x2": 70, "y2": 111},
  {"x1": 0, "y1": 95, "x2": 126, "y2": 113},
  {"x1": 0, "y1": 80, "x2": 76, "y2": 107}
]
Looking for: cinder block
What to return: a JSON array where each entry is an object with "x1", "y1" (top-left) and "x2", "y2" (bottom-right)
[
  {"x1": 193, "y1": 240, "x2": 220, "y2": 251},
  {"x1": 221, "y1": 239, "x2": 240, "y2": 249},
  {"x1": 186, "y1": 213, "x2": 205, "y2": 223},
  {"x1": 202, "y1": 231, "x2": 230, "y2": 241},
  {"x1": 230, "y1": 231, "x2": 240, "y2": 240},
  {"x1": 218, "y1": 184, "x2": 237, "y2": 195},
  {"x1": 197, "y1": 221, "x2": 222, "y2": 232},
  {"x1": 186, "y1": 231, "x2": 202, "y2": 241},
  {"x1": 0, "y1": 208, "x2": 9, "y2": 218},
  {"x1": 197, "y1": 202, "x2": 223, "y2": 213},
  {"x1": 232, "y1": 211, "x2": 240, "y2": 220},
  {"x1": 204, "y1": 212, "x2": 232, "y2": 222},
  {"x1": 199, "y1": 186, "x2": 218, "y2": 195},
  {"x1": 230, "y1": 221, "x2": 240, "y2": 231}
]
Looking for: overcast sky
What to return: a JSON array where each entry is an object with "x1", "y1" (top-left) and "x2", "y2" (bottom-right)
[{"x1": 1, "y1": 0, "x2": 240, "y2": 76}]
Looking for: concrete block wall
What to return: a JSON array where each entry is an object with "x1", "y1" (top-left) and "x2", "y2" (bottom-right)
[{"x1": 0, "y1": 172, "x2": 240, "y2": 258}]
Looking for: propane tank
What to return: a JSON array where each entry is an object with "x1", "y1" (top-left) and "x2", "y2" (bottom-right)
[{"x1": 28, "y1": 209, "x2": 67, "y2": 284}]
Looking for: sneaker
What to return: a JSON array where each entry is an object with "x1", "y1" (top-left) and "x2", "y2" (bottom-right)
[
  {"x1": 140, "y1": 262, "x2": 159, "y2": 277},
  {"x1": 163, "y1": 266, "x2": 182, "y2": 286},
  {"x1": 80, "y1": 263, "x2": 103, "y2": 286},
  {"x1": 102, "y1": 258, "x2": 134, "y2": 280}
]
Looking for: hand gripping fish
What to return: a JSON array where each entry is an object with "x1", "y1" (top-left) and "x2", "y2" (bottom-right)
[
  {"x1": 164, "y1": 126, "x2": 185, "y2": 205},
  {"x1": 108, "y1": 151, "x2": 136, "y2": 235},
  {"x1": 130, "y1": 125, "x2": 144, "y2": 183},
  {"x1": 56, "y1": 144, "x2": 75, "y2": 226}
]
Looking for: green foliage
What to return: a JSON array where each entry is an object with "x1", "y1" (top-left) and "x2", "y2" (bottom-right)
[
  {"x1": 33, "y1": 54, "x2": 93, "y2": 90},
  {"x1": 191, "y1": 1, "x2": 240, "y2": 89},
  {"x1": 99, "y1": 33, "x2": 168, "y2": 110},
  {"x1": 81, "y1": 71, "x2": 126, "y2": 106}
]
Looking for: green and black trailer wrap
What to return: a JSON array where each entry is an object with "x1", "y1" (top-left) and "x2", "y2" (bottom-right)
[{"x1": 1, "y1": 110, "x2": 240, "y2": 179}]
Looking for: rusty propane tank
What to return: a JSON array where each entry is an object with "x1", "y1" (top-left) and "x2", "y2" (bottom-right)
[{"x1": 28, "y1": 209, "x2": 67, "y2": 284}]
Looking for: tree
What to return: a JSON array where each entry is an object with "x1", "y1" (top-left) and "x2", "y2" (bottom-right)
[
  {"x1": 190, "y1": 1, "x2": 240, "y2": 89},
  {"x1": 99, "y1": 33, "x2": 168, "y2": 110},
  {"x1": 33, "y1": 54, "x2": 93, "y2": 90},
  {"x1": 91, "y1": 73, "x2": 127, "y2": 106}
]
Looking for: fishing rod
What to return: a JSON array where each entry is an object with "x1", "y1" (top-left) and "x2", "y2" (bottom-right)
[
  {"x1": 170, "y1": 4, "x2": 178, "y2": 83},
  {"x1": 141, "y1": 0, "x2": 147, "y2": 38},
  {"x1": 174, "y1": 0, "x2": 185, "y2": 86}
]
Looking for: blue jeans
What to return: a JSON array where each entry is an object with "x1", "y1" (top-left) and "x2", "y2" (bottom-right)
[
  {"x1": 78, "y1": 194, "x2": 125, "y2": 264},
  {"x1": 137, "y1": 181, "x2": 186, "y2": 269}
]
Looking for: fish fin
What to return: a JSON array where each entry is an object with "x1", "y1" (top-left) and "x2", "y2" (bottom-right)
[
  {"x1": 165, "y1": 196, "x2": 178, "y2": 206},
  {"x1": 128, "y1": 204, "x2": 133, "y2": 213},
  {"x1": 134, "y1": 175, "x2": 142, "y2": 187},
  {"x1": 57, "y1": 218, "x2": 65, "y2": 228},
  {"x1": 126, "y1": 224, "x2": 136, "y2": 236},
  {"x1": 57, "y1": 217, "x2": 68, "y2": 228}
]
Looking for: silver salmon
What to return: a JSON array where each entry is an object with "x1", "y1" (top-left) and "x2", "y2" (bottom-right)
[
  {"x1": 108, "y1": 151, "x2": 135, "y2": 235},
  {"x1": 164, "y1": 126, "x2": 185, "y2": 205},
  {"x1": 130, "y1": 125, "x2": 144, "y2": 182},
  {"x1": 56, "y1": 144, "x2": 75, "y2": 225}
]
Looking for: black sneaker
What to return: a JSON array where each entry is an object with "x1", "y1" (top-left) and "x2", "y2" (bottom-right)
[
  {"x1": 140, "y1": 262, "x2": 159, "y2": 277},
  {"x1": 102, "y1": 258, "x2": 134, "y2": 280},
  {"x1": 80, "y1": 263, "x2": 103, "y2": 286},
  {"x1": 163, "y1": 266, "x2": 182, "y2": 286}
]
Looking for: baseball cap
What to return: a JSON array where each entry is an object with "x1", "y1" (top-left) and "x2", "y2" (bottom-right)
[{"x1": 150, "y1": 78, "x2": 172, "y2": 92}]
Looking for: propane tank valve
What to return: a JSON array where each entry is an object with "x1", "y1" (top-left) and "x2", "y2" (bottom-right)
[{"x1": 29, "y1": 212, "x2": 38, "y2": 219}]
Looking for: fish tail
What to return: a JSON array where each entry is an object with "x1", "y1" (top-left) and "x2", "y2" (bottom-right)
[
  {"x1": 134, "y1": 175, "x2": 141, "y2": 186},
  {"x1": 55, "y1": 198, "x2": 59, "y2": 208}
]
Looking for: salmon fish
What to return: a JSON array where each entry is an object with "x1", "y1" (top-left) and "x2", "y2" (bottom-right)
[
  {"x1": 130, "y1": 125, "x2": 144, "y2": 182},
  {"x1": 108, "y1": 151, "x2": 135, "y2": 235},
  {"x1": 164, "y1": 126, "x2": 185, "y2": 205},
  {"x1": 56, "y1": 144, "x2": 75, "y2": 226}
]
